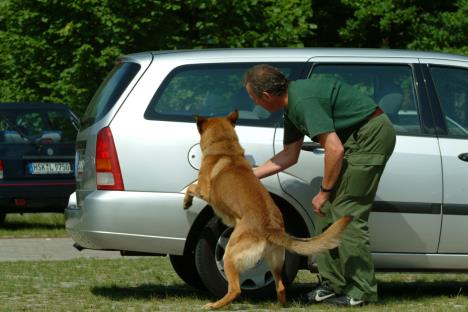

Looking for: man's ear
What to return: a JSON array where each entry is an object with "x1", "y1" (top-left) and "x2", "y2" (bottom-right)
[
  {"x1": 228, "y1": 109, "x2": 239, "y2": 126},
  {"x1": 261, "y1": 91, "x2": 271, "y2": 100},
  {"x1": 195, "y1": 115, "x2": 206, "y2": 134}
]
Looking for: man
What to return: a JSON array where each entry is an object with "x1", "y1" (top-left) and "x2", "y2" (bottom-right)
[{"x1": 244, "y1": 64, "x2": 396, "y2": 307}]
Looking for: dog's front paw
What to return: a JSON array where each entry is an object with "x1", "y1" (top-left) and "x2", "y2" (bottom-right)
[
  {"x1": 202, "y1": 302, "x2": 217, "y2": 310},
  {"x1": 183, "y1": 195, "x2": 193, "y2": 209}
]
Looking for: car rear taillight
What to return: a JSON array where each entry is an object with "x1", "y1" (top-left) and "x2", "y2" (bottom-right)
[
  {"x1": 0, "y1": 160, "x2": 3, "y2": 179},
  {"x1": 95, "y1": 127, "x2": 124, "y2": 191}
]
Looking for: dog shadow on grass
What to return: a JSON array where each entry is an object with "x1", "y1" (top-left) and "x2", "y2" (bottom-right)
[
  {"x1": 92, "y1": 279, "x2": 467, "y2": 305},
  {"x1": 92, "y1": 283, "x2": 287, "y2": 306},
  {"x1": 92, "y1": 283, "x2": 212, "y2": 301}
]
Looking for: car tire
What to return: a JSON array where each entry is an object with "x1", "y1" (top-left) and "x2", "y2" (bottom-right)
[
  {"x1": 0, "y1": 213, "x2": 5, "y2": 225},
  {"x1": 195, "y1": 216, "x2": 300, "y2": 299},
  {"x1": 169, "y1": 253, "x2": 207, "y2": 291}
]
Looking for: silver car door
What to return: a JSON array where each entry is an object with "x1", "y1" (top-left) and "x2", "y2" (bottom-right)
[
  {"x1": 424, "y1": 60, "x2": 468, "y2": 254},
  {"x1": 276, "y1": 57, "x2": 443, "y2": 254}
]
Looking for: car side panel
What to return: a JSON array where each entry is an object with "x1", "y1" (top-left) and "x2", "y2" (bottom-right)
[
  {"x1": 437, "y1": 131, "x2": 468, "y2": 253},
  {"x1": 420, "y1": 59, "x2": 468, "y2": 254}
]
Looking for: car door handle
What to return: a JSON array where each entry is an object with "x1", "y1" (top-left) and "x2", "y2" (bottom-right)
[
  {"x1": 458, "y1": 153, "x2": 468, "y2": 162},
  {"x1": 301, "y1": 141, "x2": 323, "y2": 152}
]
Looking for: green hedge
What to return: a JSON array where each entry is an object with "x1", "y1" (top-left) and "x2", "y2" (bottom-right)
[{"x1": 0, "y1": 0, "x2": 466, "y2": 115}]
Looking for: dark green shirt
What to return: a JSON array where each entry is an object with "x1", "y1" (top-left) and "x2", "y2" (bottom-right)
[{"x1": 283, "y1": 75, "x2": 377, "y2": 144}]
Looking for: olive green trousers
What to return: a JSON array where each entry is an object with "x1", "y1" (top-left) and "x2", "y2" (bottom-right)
[{"x1": 314, "y1": 114, "x2": 396, "y2": 302}]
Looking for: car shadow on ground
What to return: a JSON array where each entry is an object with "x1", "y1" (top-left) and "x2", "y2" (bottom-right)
[
  {"x1": 1, "y1": 220, "x2": 63, "y2": 231},
  {"x1": 91, "y1": 279, "x2": 467, "y2": 304},
  {"x1": 287, "y1": 280, "x2": 468, "y2": 303},
  {"x1": 377, "y1": 280, "x2": 468, "y2": 301},
  {"x1": 1, "y1": 213, "x2": 64, "y2": 231}
]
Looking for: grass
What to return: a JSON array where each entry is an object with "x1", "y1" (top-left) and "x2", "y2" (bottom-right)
[
  {"x1": 0, "y1": 213, "x2": 67, "y2": 238},
  {"x1": 0, "y1": 257, "x2": 467, "y2": 311},
  {"x1": 0, "y1": 214, "x2": 467, "y2": 311}
]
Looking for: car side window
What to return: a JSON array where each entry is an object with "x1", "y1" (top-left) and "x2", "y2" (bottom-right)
[
  {"x1": 145, "y1": 63, "x2": 307, "y2": 127},
  {"x1": 82, "y1": 62, "x2": 141, "y2": 129},
  {"x1": 0, "y1": 117, "x2": 7, "y2": 131},
  {"x1": 0, "y1": 116, "x2": 8, "y2": 143},
  {"x1": 430, "y1": 66, "x2": 468, "y2": 138},
  {"x1": 310, "y1": 64, "x2": 421, "y2": 135}
]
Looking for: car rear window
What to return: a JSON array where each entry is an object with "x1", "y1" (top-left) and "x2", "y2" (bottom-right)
[
  {"x1": 145, "y1": 62, "x2": 308, "y2": 127},
  {"x1": 81, "y1": 62, "x2": 140, "y2": 129},
  {"x1": 0, "y1": 108, "x2": 78, "y2": 144}
]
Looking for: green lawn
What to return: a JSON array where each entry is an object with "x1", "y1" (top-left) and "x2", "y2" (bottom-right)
[
  {"x1": 0, "y1": 213, "x2": 467, "y2": 311},
  {"x1": 0, "y1": 213, "x2": 67, "y2": 238},
  {"x1": 0, "y1": 257, "x2": 466, "y2": 311}
]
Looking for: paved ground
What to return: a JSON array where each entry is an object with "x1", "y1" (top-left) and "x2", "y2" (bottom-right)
[{"x1": 0, "y1": 237, "x2": 123, "y2": 262}]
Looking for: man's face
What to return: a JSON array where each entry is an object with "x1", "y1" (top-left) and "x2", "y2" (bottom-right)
[{"x1": 245, "y1": 83, "x2": 282, "y2": 113}]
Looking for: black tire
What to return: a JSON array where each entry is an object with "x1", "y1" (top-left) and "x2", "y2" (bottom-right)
[
  {"x1": 169, "y1": 253, "x2": 207, "y2": 291},
  {"x1": 195, "y1": 216, "x2": 300, "y2": 299},
  {"x1": 0, "y1": 213, "x2": 6, "y2": 226}
]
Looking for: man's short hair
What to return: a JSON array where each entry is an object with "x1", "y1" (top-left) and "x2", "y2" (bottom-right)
[{"x1": 244, "y1": 64, "x2": 289, "y2": 97}]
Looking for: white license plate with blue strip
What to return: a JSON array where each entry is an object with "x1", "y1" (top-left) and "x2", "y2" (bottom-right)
[{"x1": 28, "y1": 162, "x2": 72, "y2": 174}]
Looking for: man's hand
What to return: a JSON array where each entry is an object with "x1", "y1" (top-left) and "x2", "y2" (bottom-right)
[
  {"x1": 253, "y1": 137, "x2": 303, "y2": 179},
  {"x1": 312, "y1": 191, "x2": 330, "y2": 217}
]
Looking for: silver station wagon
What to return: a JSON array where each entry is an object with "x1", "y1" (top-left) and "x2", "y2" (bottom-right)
[{"x1": 66, "y1": 48, "x2": 468, "y2": 298}]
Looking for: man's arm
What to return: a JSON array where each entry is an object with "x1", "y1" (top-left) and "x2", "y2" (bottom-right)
[
  {"x1": 312, "y1": 131, "x2": 344, "y2": 215},
  {"x1": 253, "y1": 137, "x2": 304, "y2": 179},
  {"x1": 318, "y1": 132, "x2": 344, "y2": 190}
]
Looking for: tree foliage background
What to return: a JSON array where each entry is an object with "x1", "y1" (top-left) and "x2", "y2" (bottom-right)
[{"x1": 0, "y1": 0, "x2": 466, "y2": 115}]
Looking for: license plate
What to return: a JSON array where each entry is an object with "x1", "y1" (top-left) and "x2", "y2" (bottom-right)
[{"x1": 28, "y1": 162, "x2": 73, "y2": 175}]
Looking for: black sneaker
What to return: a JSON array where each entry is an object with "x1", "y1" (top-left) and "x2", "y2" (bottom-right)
[
  {"x1": 324, "y1": 295, "x2": 366, "y2": 307},
  {"x1": 303, "y1": 283, "x2": 336, "y2": 303}
]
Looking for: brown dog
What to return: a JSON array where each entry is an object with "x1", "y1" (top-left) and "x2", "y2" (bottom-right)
[{"x1": 184, "y1": 111, "x2": 351, "y2": 309}]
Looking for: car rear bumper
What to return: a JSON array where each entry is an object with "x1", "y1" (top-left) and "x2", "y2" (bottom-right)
[
  {"x1": 65, "y1": 190, "x2": 205, "y2": 255},
  {"x1": 0, "y1": 180, "x2": 75, "y2": 212}
]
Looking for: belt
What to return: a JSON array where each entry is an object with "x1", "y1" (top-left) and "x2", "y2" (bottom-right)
[
  {"x1": 343, "y1": 107, "x2": 384, "y2": 134},
  {"x1": 366, "y1": 106, "x2": 384, "y2": 121}
]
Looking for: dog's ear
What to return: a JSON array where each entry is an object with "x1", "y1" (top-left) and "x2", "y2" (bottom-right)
[
  {"x1": 228, "y1": 109, "x2": 239, "y2": 126},
  {"x1": 195, "y1": 115, "x2": 207, "y2": 134}
]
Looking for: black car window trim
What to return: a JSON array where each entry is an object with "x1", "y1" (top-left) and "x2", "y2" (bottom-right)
[
  {"x1": 423, "y1": 63, "x2": 468, "y2": 138},
  {"x1": 306, "y1": 62, "x2": 437, "y2": 137},
  {"x1": 412, "y1": 63, "x2": 438, "y2": 135},
  {"x1": 144, "y1": 62, "x2": 310, "y2": 128}
]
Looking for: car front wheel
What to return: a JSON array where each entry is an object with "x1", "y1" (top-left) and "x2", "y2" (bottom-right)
[{"x1": 194, "y1": 216, "x2": 300, "y2": 299}]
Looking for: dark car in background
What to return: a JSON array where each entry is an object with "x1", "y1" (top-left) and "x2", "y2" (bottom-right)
[{"x1": 0, "y1": 102, "x2": 79, "y2": 224}]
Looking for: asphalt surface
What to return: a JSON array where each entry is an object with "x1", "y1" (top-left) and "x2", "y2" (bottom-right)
[{"x1": 0, "y1": 237, "x2": 124, "y2": 262}]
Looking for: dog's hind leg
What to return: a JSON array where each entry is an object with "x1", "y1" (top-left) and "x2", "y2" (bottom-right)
[
  {"x1": 203, "y1": 230, "x2": 266, "y2": 309},
  {"x1": 203, "y1": 251, "x2": 241, "y2": 310},
  {"x1": 265, "y1": 244, "x2": 287, "y2": 305}
]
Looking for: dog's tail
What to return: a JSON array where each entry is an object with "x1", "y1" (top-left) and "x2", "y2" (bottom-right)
[{"x1": 268, "y1": 216, "x2": 352, "y2": 255}]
